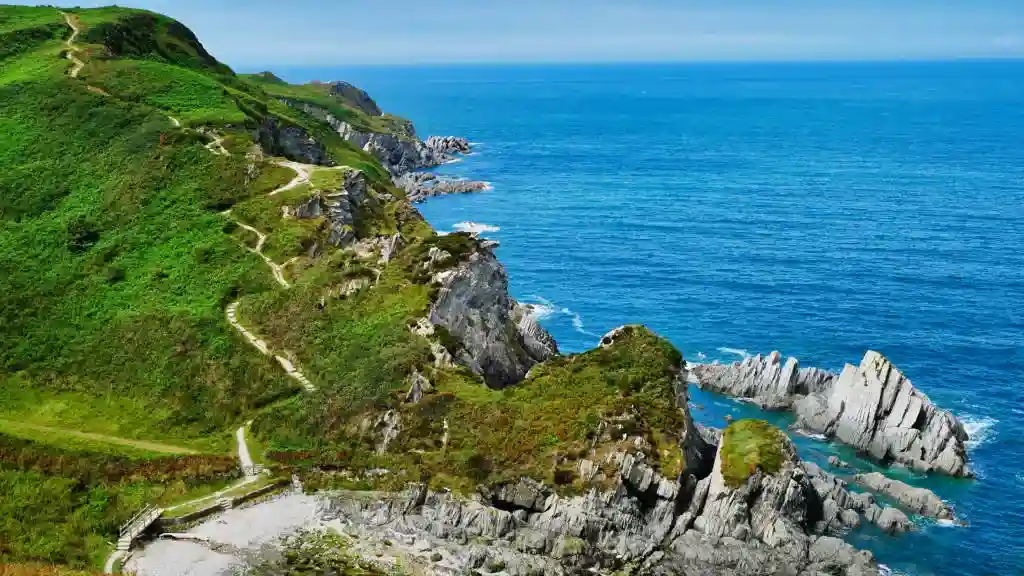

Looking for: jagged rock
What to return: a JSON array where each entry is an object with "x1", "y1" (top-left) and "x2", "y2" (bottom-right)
[
  {"x1": 292, "y1": 169, "x2": 372, "y2": 249},
  {"x1": 281, "y1": 99, "x2": 457, "y2": 175},
  {"x1": 405, "y1": 369, "x2": 432, "y2": 404},
  {"x1": 372, "y1": 410, "x2": 401, "y2": 454},
  {"x1": 255, "y1": 118, "x2": 334, "y2": 166},
  {"x1": 429, "y1": 249, "x2": 557, "y2": 388},
  {"x1": 828, "y1": 456, "x2": 851, "y2": 469},
  {"x1": 693, "y1": 350, "x2": 971, "y2": 477},
  {"x1": 853, "y1": 472, "x2": 954, "y2": 520},
  {"x1": 379, "y1": 233, "x2": 401, "y2": 264},
  {"x1": 689, "y1": 352, "x2": 835, "y2": 409},
  {"x1": 866, "y1": 505, "x2": 912, "y2": 535},
  {"x1": 485, "y1": 478, "x2": 551, "y2": 512},
  {"x1": 425, "y1": 135, "x2": 472, "y2": 156},
  {"x1": 511, "y1": 303, "x2": 560, "y2": 363},
  {"x1": 795, "y1": 351, "x2": 971, "y2": 477},
  {"x1": 328, "y1": 80, "x2": 383, "y2": 116},
  {"x1": 394, "y1": 171, "x2": 489, "y2": 203},
  {"x1": 697, "y1": 424, "x2": 723, "y2": 447}
]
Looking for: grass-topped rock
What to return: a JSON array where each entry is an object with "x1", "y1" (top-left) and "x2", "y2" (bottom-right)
[{"x1": 719, "y1": 419, "x2": 791, "y2": 488}]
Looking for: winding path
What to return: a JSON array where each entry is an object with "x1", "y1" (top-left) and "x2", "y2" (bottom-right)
[
  {"x1": 61, "y1": 12, "x2": 85, "y2": 78},
  {"x1": 226, "y1": 302, "x2": 315, "y2": 392}
]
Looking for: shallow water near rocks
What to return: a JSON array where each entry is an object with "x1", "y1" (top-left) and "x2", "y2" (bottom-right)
[{"x1": 271, "y1": 62, "x2": 1024, "y2": 575}]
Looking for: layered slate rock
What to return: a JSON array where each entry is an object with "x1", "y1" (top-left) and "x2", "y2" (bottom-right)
[
  {"x1": 280, "y1": 99, "x2": 468, "y2": 176},
  {"x1": 428, "y1": 246, "x2": 558, "y2": 388},
  {"x1": 691, "y1": 350, "x2": 972, "y2": 477},
  {"x1": 853, "y1": 472, "x2": 955, "y2": 520},
  {"x1": 795, "y1": 351, "x2": 971, "y2": 477},
  {"x1": 394, "y1": 172, "x2": 489, "y2": 203},
  {"x1": 255, "y1": 118, "x2": 334, "y2": 166},
  {"x1": 690, "y1": 351, "x2": 835, "y2": 409}
]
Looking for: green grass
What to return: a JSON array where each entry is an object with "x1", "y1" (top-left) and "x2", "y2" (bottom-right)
[
  {"x1": 82, "y1": 59, "x2": 246, "y2": 125},
  {"x1": 245, "y1": 531, "x2": 402, "y2": 576},
  {"x1": 719, "y1": 419, "x2": 789, "y2": 488}
]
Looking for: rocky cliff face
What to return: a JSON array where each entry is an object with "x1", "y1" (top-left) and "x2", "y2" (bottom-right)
[
  {"x1": 328, "y1": 81, "x2": 383, "y2": 117},
  {"x1": 691, "y1": 350, "x2": 971, "y2": 477},
  {"x1": 315, "y1": 421, "x2": 879, "y2": 576},
  {"x1": 292, "y1": 169, "x2": 373, "y2": 252},
  {"x1": 281, "y1": 99, "x2": 468, "y2": 176},
  {"x1": 427, "y1": 245, "x2": 558, "y2": 388},
  {"x1": 254, "y1": 117, "x2": 335, "y2": 166}
]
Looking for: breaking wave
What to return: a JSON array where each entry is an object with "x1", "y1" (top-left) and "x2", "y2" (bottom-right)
[
  {"x1": 526, "y1": 296, "x2": 602, "y2": 339},
  {"x1": 452, "y1": 221, "x2": 500, "y2": 234},
  {"x1": 717, "y1": 347, "x2": 751, "y2": 360},
  {"x1": 961, "y1": 414, "x2": 997, "y2": 450}
]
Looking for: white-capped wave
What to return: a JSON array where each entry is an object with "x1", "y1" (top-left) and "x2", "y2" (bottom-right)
[
  {"x1": 452, "y1": 221, "x2": 500, "y2": 235},
  {"x1": 792, "y1": 428, "x2": 828, "y2": 441},
  {"x1": 696, "y1": 351, "x2": 708, "y2": 360},
  {"x1": 961, "y1": 414, "x2": 997, "y2": 450},
  {"x1": 717, "y1": 347, "x2": 751, "y2": 360},
  {"x1": 526, "y1": 296, "x2": 602, "y2": 339},
  {"x1": 442, "y1": 157, "x2": 464, "y2": 165}
]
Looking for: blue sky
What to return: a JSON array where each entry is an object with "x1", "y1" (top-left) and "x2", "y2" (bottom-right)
[{"x1": 13, "y1": 0, "x2": 1024, "y2": 65}]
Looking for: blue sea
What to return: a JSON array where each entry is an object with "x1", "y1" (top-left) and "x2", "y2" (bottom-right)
[{"x1": 274, "y1": 62, "x2": 1024, "y2": 574}]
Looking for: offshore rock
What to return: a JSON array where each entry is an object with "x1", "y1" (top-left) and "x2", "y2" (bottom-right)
[
  {"x1": 693, "y1": 350, "x2": 971, "y2": 477},
  {"x1": 795, "y1": 351, "x2": 971, "y2": 477},
  {"x1": 428, "y1": 248, "x2": 557, "y2": 388},
  {"x1": 689, "y1": 352, "x2": 835, "y2": 409},
  {"x1": 803, "y1": 463, "x2": 911, "y2": 535},
  {"x1": 394, "y1": 171, "x2": 489, "y2": 203},
  {"x1": 853, "y1": 472, "x2": 954, "y2": 520},
  {"x1": 424, "y1": 135, "x2": 472, "y2": 156}
]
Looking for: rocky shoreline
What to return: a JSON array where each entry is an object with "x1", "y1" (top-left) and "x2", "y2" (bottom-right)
[{"x1": 166, "y1": 91, "x2": 972, "y2": 576}]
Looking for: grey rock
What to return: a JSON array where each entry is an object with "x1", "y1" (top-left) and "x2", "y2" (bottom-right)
[
  {"x1": 694, "y1": 350, "x2": 971, "y2": 477},
  {"x1": 828, "y1": 456, "x2": 851, "y2": 469},
  {"x1": 395, "y1": 171, "x2": 489, "y2": 203},
  {"x1": 424, "y1": 135, "x2": 472, "y2": 156},
  {"x1": 255, "y1": 118, "x2": 334, "y2": 166},
  {"x1": 690, "y1": 352, "x2": 835, "y2": 410},
  {"x1": 869, "y1": 506, "x2": 912, "y2": 535},
  {"x1": 853, "y1": 472, "x2": 954, "y2": 520},
  {"x1": 292, "y1": 169, "x2": 373, "y2": 250},
  {"x1": 405, "y1": 369, "x2": 432, "y2": 404},
  {"x1": 429, "y1": 249, "x2": 557, "y2": 388},
  {"x1": 795, "y1": 351, "x2": 971, "y2": 477}
]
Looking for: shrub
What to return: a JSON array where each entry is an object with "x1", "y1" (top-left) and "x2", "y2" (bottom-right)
[{"x1": 719, "y1": 419, "x2": 788, "y2": 488}]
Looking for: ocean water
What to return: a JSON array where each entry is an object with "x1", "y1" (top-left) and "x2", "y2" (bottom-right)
[{"x1": 275, "y1": 62, "x2": 1024, "y2": 574}]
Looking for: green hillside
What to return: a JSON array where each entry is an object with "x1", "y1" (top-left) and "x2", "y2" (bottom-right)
[{"x1": 0, "y1": 4, "x2": 691, "y2": 571}]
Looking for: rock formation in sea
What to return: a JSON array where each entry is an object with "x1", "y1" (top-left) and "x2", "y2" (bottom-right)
[
  {"x1": 394, "y1": 171, "x2": 490, "y2": 203},
  {"x1": 853, "y1": 472, "x2": 955, "y2": 520},
  {"x1": 690, "y1": 350, "x2": 972, "y2": 477}
]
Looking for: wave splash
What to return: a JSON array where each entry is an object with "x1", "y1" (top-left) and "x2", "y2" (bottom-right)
[
  {"x1": 526, "y1": 296, "x2": 602, "y2": 339},
  {"x1": 452, "y1": 221, "x2": 500, "y2": 235},
  {"x1": 961, "y1": 414, "x2": 998, "y2": 450},
  {"x1": 717, "y1": 347, "x2": 751, "y2": 360}
]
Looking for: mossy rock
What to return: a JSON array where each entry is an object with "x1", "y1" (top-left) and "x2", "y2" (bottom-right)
[{"x1": 719, "y1": 419, "x2": 789, "y2": 488}]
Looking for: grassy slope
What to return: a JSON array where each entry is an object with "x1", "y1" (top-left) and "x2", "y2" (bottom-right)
[{"x1": 0, "y1": 3, "x2": 693, "y2": 569}]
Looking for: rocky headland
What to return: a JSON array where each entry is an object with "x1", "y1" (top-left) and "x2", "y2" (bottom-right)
[{"x1": 394, "y1": 172, "x2": 491, "y2": 203}]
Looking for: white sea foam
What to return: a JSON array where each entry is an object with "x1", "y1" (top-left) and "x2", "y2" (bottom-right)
[
  {"x1": 526, "y1": 296, "x2": 602, "y2": 339},
  {"x1": 696, "y1": 351, "x2": 708, "y2": 360},
  {"x1": 717, "y1": 347, "x2": 751, "y2": 360},
  {"x1": 792, "y1": 428, "x2": 828, "y2": 441},
  {"x1": 936, "y1": 518, "x2": 956, "y2": 528},
  {"x1": 442, "y1": 157, "x2": 464, "y2": 165},
  {"x1": 961, "y1": 414, "x2": 997, "y2": 450},
  {"x1": 452, "y1": 221, "x2": 500, "y2": 235}
]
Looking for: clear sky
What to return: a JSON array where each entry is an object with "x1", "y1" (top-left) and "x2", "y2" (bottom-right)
[{"x1": 11, "y1": 0, "x2": 1024, "y2": 66}]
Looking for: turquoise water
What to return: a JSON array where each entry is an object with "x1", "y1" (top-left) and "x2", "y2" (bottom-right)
[{"x1": 274, "y1": 63, "x2": 1024, "y2": 574}]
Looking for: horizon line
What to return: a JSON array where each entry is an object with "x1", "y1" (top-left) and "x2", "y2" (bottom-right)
[{"x1": 237, "y1": 56, "x2": 1024, "y2": 71}]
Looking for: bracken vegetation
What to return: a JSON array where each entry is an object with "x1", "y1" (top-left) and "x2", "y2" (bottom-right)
[{"x1": 719, "y1": 419, "x2": 789, "y2": 488}]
